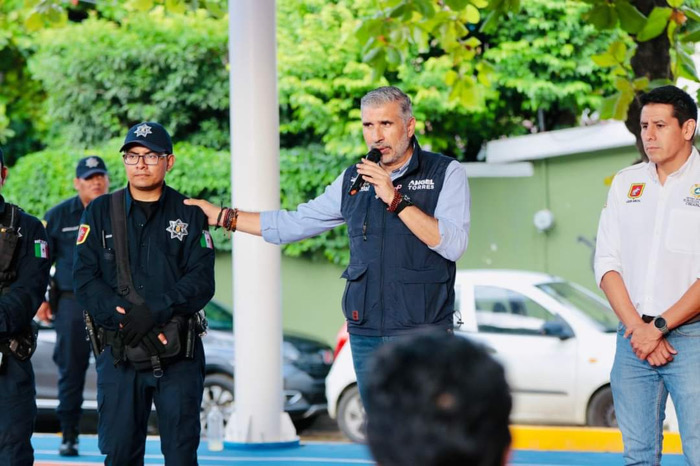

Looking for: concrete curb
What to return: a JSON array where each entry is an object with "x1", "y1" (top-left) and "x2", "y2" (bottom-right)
[{"x1": 511, "y1": 425, "x2": 682, "y2": 454}]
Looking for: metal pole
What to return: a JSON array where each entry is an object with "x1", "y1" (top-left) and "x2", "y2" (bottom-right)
[{"x1": 226, "y1": 0, "x2": 297, "y2": 445}]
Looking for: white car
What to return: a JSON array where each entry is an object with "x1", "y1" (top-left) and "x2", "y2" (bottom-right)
[{"x1": 325, "y1": 269, "x2": 678, "y2": 443}]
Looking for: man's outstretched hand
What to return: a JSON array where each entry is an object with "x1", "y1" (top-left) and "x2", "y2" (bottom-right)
[{"x1": 184, "y1": 198, "x2": 220, "y2": 227}]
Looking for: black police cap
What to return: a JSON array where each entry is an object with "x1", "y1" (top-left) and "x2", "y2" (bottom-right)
[
  {"x1": 120, "y1": 122, "x2": 173, "y2": 154},
  {"x1": 76, "y1": 156, "x2": 108, "y2": 179}
]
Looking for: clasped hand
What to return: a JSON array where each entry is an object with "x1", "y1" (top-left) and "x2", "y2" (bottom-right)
[
  {"x1": 625, "y1": 322, "x2": 676, "y2": 366},
  {"x1": 117, "y1": 305, "x2": 168, "y2": 354}
]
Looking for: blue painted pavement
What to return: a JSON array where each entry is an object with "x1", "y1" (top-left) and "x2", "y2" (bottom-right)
[{"x1": 31, "y1": 434, "x2": 685, "y2": 465}]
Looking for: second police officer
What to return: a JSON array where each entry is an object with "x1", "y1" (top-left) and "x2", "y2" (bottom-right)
[
  {"x1": 73, "y1": 122, "x2": 215, "y2": 465},
  {"x1": 37, "y1": 156, "x2": 110, "y2": 456},
  {"x1": 0, "y1": 147, "x2": 51, "y2": 465}
]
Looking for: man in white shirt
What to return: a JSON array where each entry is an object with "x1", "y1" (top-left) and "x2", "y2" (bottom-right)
[{"x1": 595, "y1": 85, "x2": 700, "y2": 465}]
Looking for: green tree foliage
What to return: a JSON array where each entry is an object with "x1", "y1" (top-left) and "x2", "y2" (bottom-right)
[
  {"x1": 483, "y1": 1, "x2": 619, "y2": 126},
  {"x1": 29, "y1": 12, "x2": 229, "y2": 149},
  {"x1": 5, "y1": 0, "x2": 639, "y2": 264},
  {"x1": 0, "y1": 1, "x2": 48, "y2": 162},
  {"x1": 358, "y1": 0, "x2": 700, "y2": 159},
  {"x1": 383, "y1": 0, "x2": 619, "y2": 157}
]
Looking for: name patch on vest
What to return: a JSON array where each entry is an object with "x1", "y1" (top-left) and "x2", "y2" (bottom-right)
[{"x1": 408, "y1": 179, "x2": 435, "y2": 190}]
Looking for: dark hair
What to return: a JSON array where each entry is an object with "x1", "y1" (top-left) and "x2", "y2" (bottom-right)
[
  {"x1": 365, "y1": 332, "x2": 512, "y2": 466},
  {"x1": 640, "y1": 85, "x2": 698, "y2": 125}
]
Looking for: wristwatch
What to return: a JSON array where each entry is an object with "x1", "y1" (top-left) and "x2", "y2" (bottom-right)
[
  {"x1": 394, "y1": 194, "x2": 414, "y2": 215},
  {"x1": 652, "y1": 316, "x2": 670, "y2": 336}
]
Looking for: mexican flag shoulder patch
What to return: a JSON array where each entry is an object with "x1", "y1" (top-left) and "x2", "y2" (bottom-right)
[
  {"x1": 200, "y1": 230, "x2": 214, "y2": 249},
  {"x1": 34, "y1": 240, "x2": 49, "y2": 259}
]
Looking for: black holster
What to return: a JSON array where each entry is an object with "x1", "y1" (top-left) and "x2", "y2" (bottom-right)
[{"x1": 0, "y1": 321, "x2": 39, "y2": 373}]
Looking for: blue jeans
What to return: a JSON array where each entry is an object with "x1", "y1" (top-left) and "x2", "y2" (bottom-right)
[
  {"x1": 349, "y1": 334, "x2": 403, "y2": 414},
  {"x1": 612, "y1": 321, "x2": 700, "y2": 465}
]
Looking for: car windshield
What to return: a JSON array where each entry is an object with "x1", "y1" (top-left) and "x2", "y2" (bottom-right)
[
  {"x1": 536, "y1": 281, "x2": 618, "y2": 332},
  {"x1": 203, "y1": 301, "x2": 233, "y2": 331}
]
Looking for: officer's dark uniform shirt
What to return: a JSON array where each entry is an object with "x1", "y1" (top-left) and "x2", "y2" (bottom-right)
[
  {"x1": 0, "y1": 195, "x2": 50, "y2": 466},
  {"x1": 44, "y1": 196, "x2": 83, "y2": 293},
  {"x1": 0, "y1": 195, "x2": 51, "y2": 337},
  {"x1": 73, "y1": 185, "x2": 215, "y2": 330}
]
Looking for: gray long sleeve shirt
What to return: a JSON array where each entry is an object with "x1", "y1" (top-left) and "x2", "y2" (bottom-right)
[{"x1": 260, "y1": 157, "x2": 470, "y2": 262}]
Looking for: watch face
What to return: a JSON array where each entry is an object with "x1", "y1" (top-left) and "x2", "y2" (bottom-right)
[{"x1": 654, "y1": 317, "x2": 666, "y2": 329}]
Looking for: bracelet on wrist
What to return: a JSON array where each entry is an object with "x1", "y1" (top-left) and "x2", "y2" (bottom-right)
[
  {"x1": 229, "y1": 208, "x2": 239, "y2": 232},
  {"x1": 215, "y1": 206, "x2": 226, "y2": 230},
  {"x1": 222, "y1": 208, "x2": 233, "y2": 231},
  {"x1": 387, "y1": 189, "x2": 402, "y2": 212}
]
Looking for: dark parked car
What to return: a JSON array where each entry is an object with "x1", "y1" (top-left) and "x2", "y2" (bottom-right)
[{"x1": 32, "y1": 300, "x2": 334, "y2": 432}]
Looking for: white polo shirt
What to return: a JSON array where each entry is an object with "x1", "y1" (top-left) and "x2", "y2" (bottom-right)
[{"x1": 594, "y1": 148, "x2": 700, "y2": 317}]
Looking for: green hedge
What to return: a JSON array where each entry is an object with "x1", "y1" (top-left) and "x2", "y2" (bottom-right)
[{"x1": 29, "y1": 13, "x2": 229, "y2": 149}]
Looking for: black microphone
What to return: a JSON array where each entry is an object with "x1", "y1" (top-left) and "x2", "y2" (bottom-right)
[{"x1": 348, "y1": 148, "x2": 382, "y2": 196}]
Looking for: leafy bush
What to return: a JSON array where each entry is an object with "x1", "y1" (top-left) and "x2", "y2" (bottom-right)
[{"x1": 29, "y1": 12, "x2": 229, "y2": 149}]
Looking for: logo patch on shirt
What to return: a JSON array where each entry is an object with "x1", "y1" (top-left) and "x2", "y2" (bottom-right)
[
  {"x1": 350, "y1": 175, "x2": 371, "y2": 193},
  {"x1": 34, "y1": 240, "x2": 49, "y2": 259},
  {"x1": 200, "y1": 230, "x2": 214, "y2": 249},
  {"x1": 683, "y1": 185, "x2": 700, "y2": 207},
  {"x1": 691, "y1": 184, "x2": 700, "y2": 198},
  {"x1": 628, "y1": 183, "x2": 645, "y2": 199},
  {"x1": 166, "y1": 219, "x2": 189, "y2": 241},
  {"x1": 76, "y1": 224, "x2": 90, "y2": 244},
  {"x1": 408, "y1": 179, "x2": 435, "y2": 190}
]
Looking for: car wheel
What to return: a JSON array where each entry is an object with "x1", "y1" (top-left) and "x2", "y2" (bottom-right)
[
  {"x1": 337, "y1": 385, "x2": 366, "y2": 443},
  {"x1": 201, "y1": 373, "x2": 235, "y2": 431},
  {"x1": 587, "y1": 386, "x2": 617, "y2": 427}
]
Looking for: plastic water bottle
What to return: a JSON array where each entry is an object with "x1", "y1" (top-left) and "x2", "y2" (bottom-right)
[{"x1": 206, "y1": 406, "x2": 224, "y2": 451}]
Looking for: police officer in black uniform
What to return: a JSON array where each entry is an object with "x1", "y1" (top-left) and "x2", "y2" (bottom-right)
[
  {"x1": 37, "y1": 156, "x2": 109, "y2": 456},
  {"x1": 0, "y1": 147, "x2": 51, "y2": 465},
  {"x1": 73, "y1": 122, "x2": 214, "y2": 465}
]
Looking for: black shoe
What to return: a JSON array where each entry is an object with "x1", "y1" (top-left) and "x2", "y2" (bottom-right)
[{"x1": 59, "y1": 430, "x2": 79, "y2": 457}]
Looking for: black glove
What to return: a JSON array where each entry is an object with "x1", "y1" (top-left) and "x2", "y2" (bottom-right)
[
  {"x1": 121, "y1": 304, "x2": 156, "y2": 347},
  {"x1": 141, "y1": 330, "x2": 167, "y2": 356}
]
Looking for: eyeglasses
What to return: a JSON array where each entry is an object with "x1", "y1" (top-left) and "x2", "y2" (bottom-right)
[{"x1": 122, "y1": 152, "x2": 168, "y2": 165}]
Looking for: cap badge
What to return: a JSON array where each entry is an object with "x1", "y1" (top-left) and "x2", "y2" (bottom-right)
[
  {"x1": 134, "y1": 124, "x2": 153, "y2": 138},
  {"x1": 166, "y1": 219, "x2": 189, "y2": 241},
  {"x1": 85, "y1": 157, "x2": 99, "y2": 168}
]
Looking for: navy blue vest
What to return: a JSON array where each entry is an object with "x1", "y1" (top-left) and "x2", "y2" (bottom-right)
[{"x1": 340, "y1": 142, "x2": 456, "y2": 336}]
